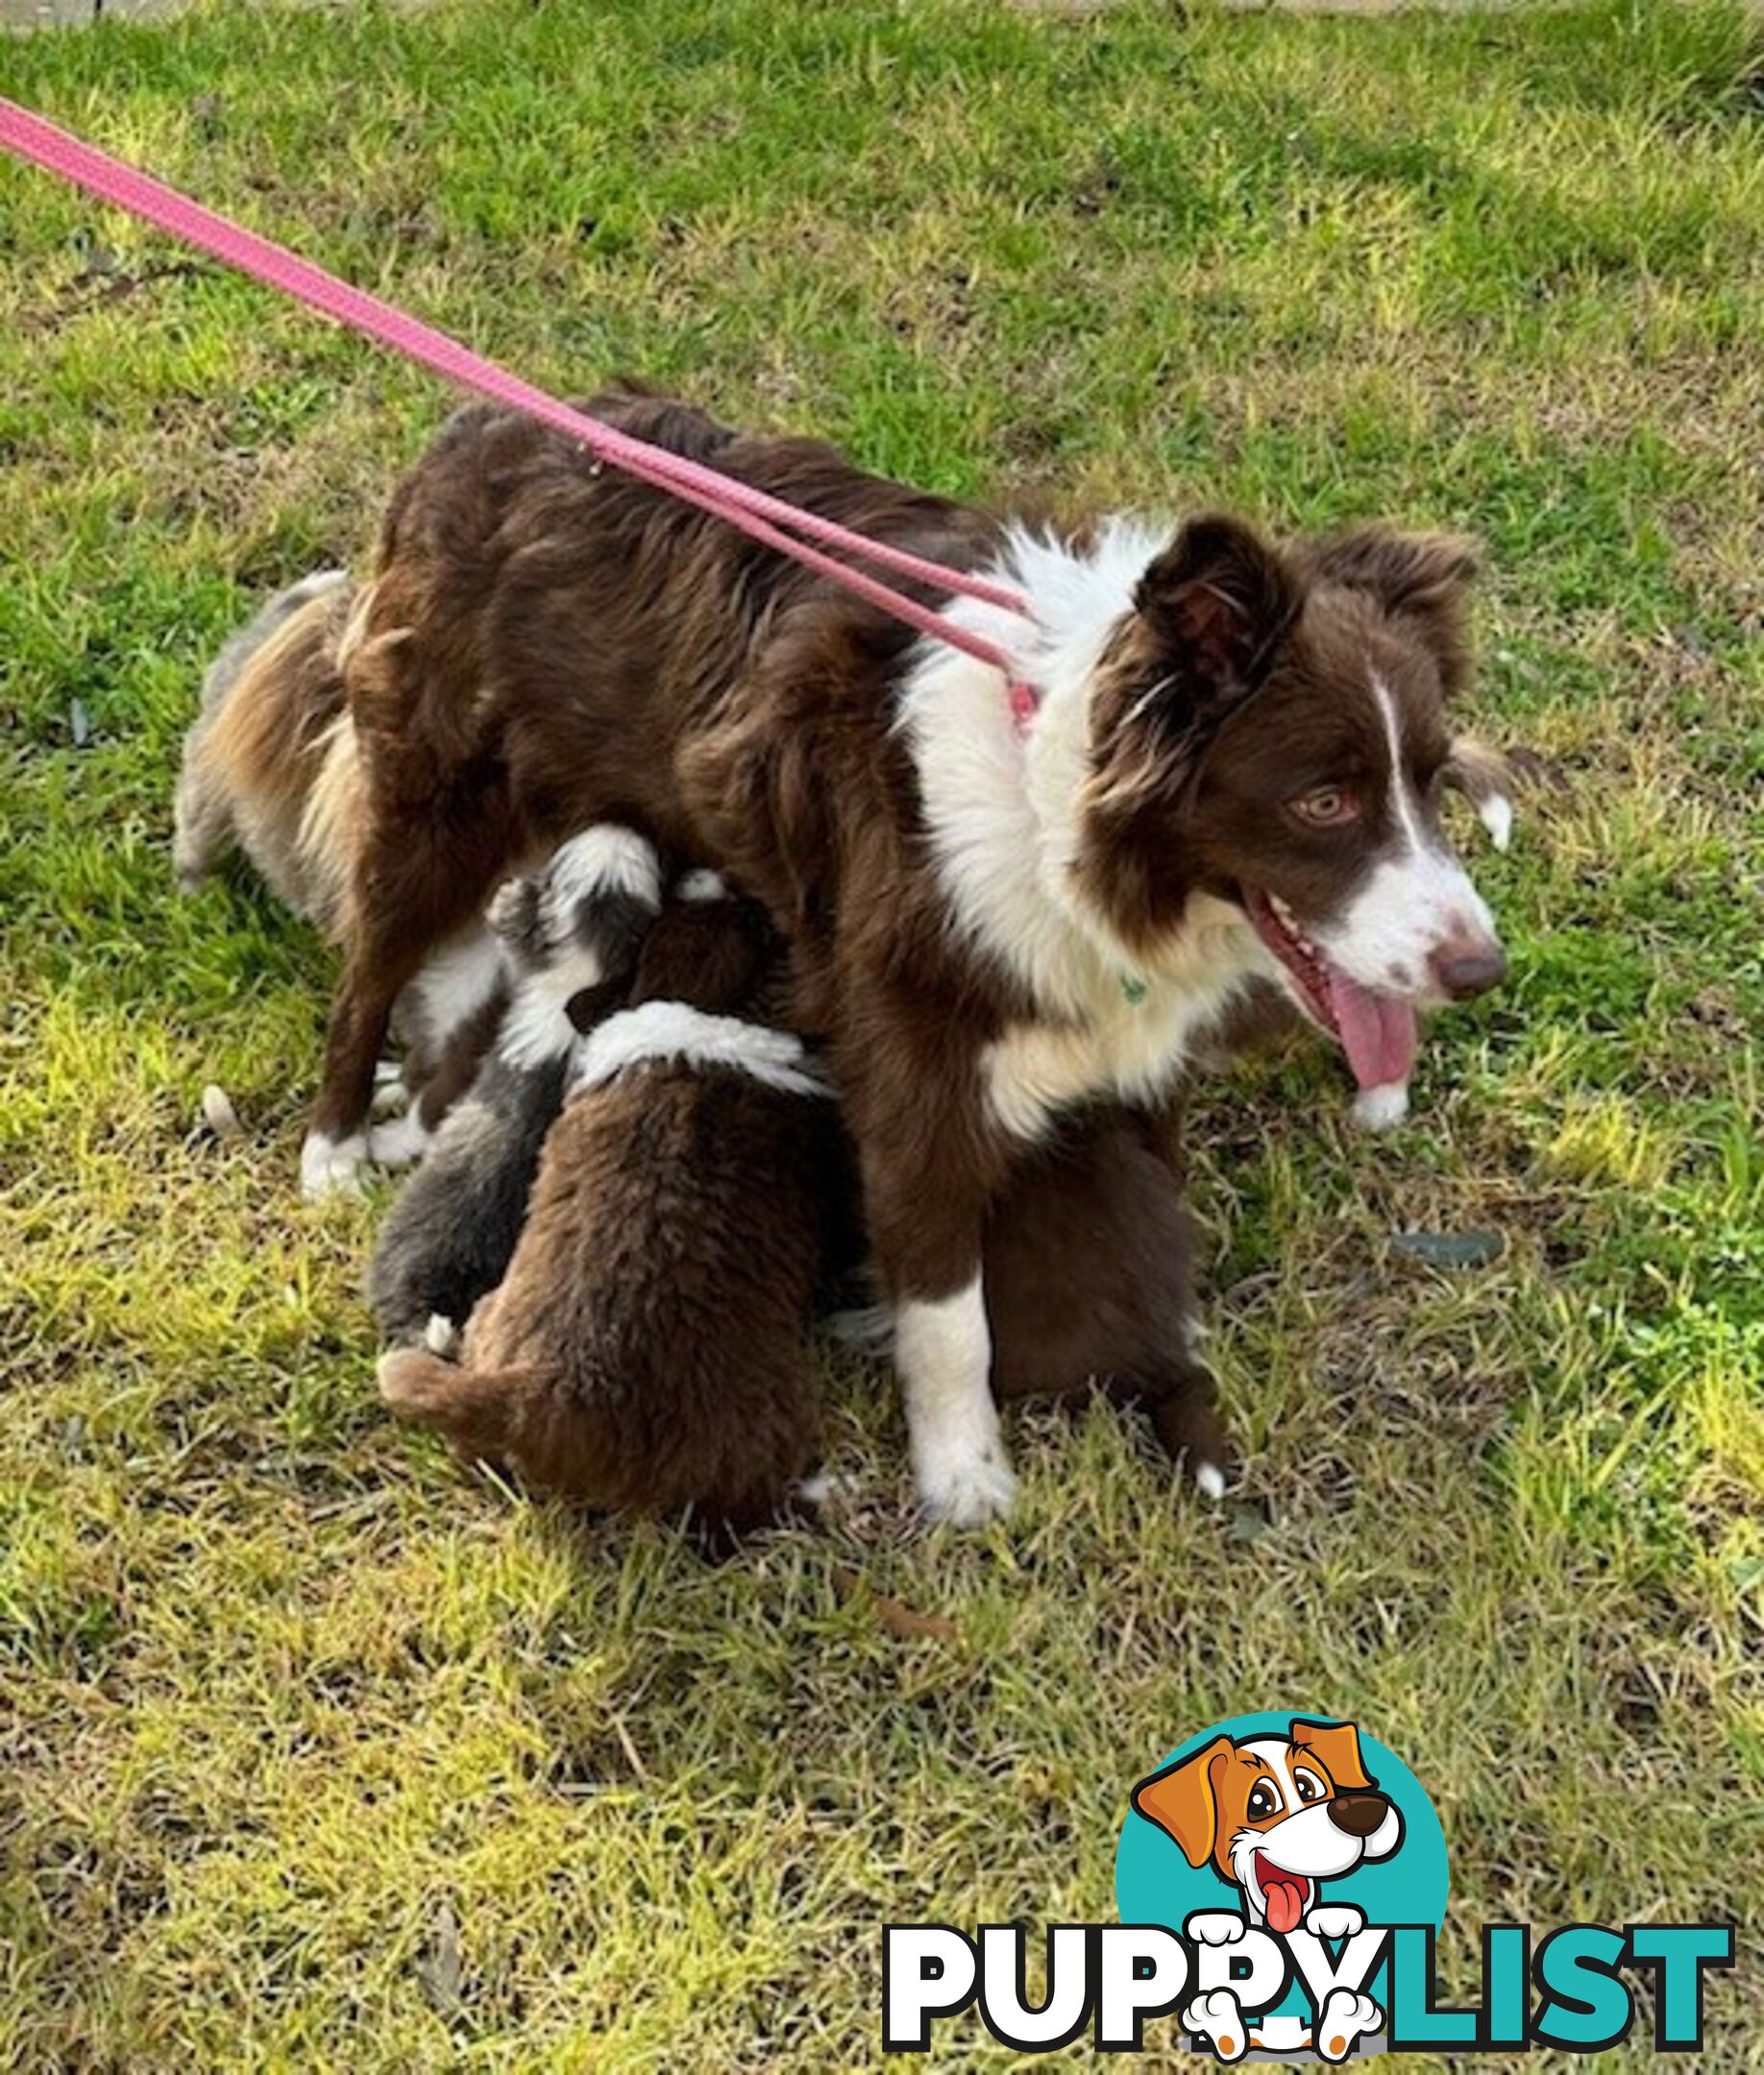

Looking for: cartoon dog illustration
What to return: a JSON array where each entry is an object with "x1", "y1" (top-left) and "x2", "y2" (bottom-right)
[{"x1": 1132, "y1": 1719, "x2": 1403, "y2": 2063}]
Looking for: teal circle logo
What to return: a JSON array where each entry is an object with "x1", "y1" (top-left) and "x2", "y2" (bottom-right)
[{"x1": 1115, "y1": 1712, "x2": 1448, "y2": 2058}]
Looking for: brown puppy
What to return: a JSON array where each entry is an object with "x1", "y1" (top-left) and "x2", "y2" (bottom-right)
[
  {"x1": 983, "y1": 1111, "x2": 1230, "y2": 1494},
  {"x1": 378, "y1": 883, "x2": 842, "y2": 1535}
]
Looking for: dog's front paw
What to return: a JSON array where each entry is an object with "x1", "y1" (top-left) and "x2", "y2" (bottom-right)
[
  {"x1": 1315, "y1": 1988, "x2": 1382, "y2": 2063},
  {"x1": 300, "y1": 1129, "x2": 370, "y2": 1201},
  {"x1": 1186, "y1": 1911, "x2": 1247, "y2": 1948},
  {"x1": 913, "y1": 1431, "x2": 1018, "y2": 1527},
  {"x1": 1305, "y1": 1903, "x2": 1365, "y2": 1941},
  {"x1": 1183, "y1": 1989, "x2": 1248, "y2": 2062}
]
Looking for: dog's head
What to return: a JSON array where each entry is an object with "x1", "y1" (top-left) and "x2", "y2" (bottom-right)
[
  {"x1": 1132, "y1": 1719, "x2": 1404, "y2": 1933},
  {"x1": 1076, "y1": 518, "x2": 1504, "y2": 1100}
]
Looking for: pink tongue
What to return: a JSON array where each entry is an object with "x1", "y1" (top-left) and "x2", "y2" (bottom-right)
[
  {"x1": 1327, "y1": 967, "x2": 1419, "y2": 1090},
  {"x1": 1264, "y1": 1875, "x2": 1306, "y2": 1936}
]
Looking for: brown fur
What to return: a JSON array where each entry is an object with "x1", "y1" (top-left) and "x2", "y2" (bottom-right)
[
  {"x1": 173, "y1": 570, "x2": 362, "y2": 930},
  {"x1": 378, "y1": 894, "x2": 841, "y2": 1534},
  {"x1": 983, "y1": 1110, "x2": 1229, "y2": 1480},
  {"x1": 262, "y1": 389, "x2": 1487, "y2": 1389}
]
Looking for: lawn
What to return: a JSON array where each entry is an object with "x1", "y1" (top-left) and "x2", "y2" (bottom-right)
[{"x1": 2, "y1": 1, "x2": 1761, "y2": 2066}]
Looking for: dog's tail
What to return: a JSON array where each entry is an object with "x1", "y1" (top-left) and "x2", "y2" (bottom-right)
[
  {"x1": 174, "y1": 569, "x2": 368, "y2": 936},
  {"x1": 377, "y1": 1343, "x2": 555, "y2": 1466}
]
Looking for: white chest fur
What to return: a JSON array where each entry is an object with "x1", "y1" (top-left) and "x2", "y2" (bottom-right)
[
  {"x1": 982, "y1": 951, "x2": 1252, "y2": 1142},
  {"x1": 898, "y1": 522, "x2": 1274, "y2": 1145}
]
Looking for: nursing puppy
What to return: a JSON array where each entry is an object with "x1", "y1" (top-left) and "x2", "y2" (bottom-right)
[
  {"x1": 366, "y1": 824, "x2": 662, "y2": 1346},
  {"x1": 266, "y1": 390, "x2": 1508, "y2": 1524},
  {"x1": 983, "y1": 1111, "x2": 1230, "y2": 1495},
  {"x1": 378, "y1": 885, "x2": 840, "y2": 1534}
]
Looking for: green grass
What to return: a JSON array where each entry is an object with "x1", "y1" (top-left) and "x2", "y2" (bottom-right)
[{"x1": 3, "y1": 1, "x2": 1762, "y2": 2065}]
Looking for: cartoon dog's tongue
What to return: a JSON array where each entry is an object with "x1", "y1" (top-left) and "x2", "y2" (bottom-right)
[
  {"x1": 1261, "y1": 1868, "x2": 1309, "y2": 1936},
  {"x1": 1327, "y1": 966, "x2": 1418, "y2": 1091}
]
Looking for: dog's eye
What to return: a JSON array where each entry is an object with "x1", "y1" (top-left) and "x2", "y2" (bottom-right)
[
  {"x1": 1288, "y1": 787, "x2": 1360, "y2": 828},
  {"x1": 1247, "y1": 1781, "x2": 1283, "y2": 1821},
  {"x1": 1294, "y1": 1769, "x2": 1326, "y2": 1804}
]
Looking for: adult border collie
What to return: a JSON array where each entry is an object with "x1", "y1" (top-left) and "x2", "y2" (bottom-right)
[{"x1": 200, "y1": 388, "x2": 1506, "y2": 1524}]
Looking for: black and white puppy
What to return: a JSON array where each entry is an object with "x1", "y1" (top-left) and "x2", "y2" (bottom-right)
[{"x1": 366, "y1": 824, "x2": 661, "y2": 1345}]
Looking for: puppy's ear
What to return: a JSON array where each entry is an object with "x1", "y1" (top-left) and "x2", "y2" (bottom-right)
[
  {"x1": 1131, "y1": 1734, "x2": 1234, "y2": 1868},
  {"x1": 1290, "y1": 1718, "x2": 1374, "y2": 1794},
  {"x1": 1304, "y1": 525, "x2": 1479, "y2": 697},
  {"x1": 1134, "y1": 515, "x2": 1302, "y2": 720}
]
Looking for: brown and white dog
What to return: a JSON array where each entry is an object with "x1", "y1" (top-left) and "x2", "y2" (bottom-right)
[{"x1": 194, "y1": 390, "x2": 1508, "y2": 1524}]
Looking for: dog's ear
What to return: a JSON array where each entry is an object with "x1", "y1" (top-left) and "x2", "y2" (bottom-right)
[
  {"x1": 1290, "y1": 1719, "x2": 1374, "y2": 1794},
  {"x1": 1131, "y1": 1735, "x2": 1234, "y2": 1868},
  {"x1": 1303, "y1": 525, "x2": 1479, "y2": 698},
  {"x1": 1133, "y1": 516, "x2": 1302, "y2": 721}
]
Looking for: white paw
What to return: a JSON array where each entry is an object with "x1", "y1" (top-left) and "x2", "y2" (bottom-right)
[
  {"x1": 300, "y1": 1129, "x2": 369, "y2": 1201},
  {"x1": 1193, "y1": 1459, "x2": 1228, "y2": 1501},
  {"x1": 1315, "y1": 1988, "x2": 1383, "y2": 2063},
  {"x1": 1351, "y1": 1080, "x2": 1409, "y2": 1132},
  {"x1": 368, "y1": 1110, "x2": 429, "y2": 1170},
  {"x1": 1183, "y1": 1989, "x2": 1247, "y2": 2062},
  {"x1": 371, "y1": 1061, "x2": 410, "y2": 1118},
  {"x1": 1305, "y1": 1903, "x2": 1365, "y2": 1941},
  {"x1": 794, "y1": 1468, "x2": 863, "y2": 1509},
  {"x1": 1186, "y1": 1911, "x2": 1247, "y2": 1949},
  {"x1": 423, "y1": 1312, "x2": 459, "y2": 1356},
  {"x1": 913, "y1": 1432, "x2": 1018, "y2": 1527}
]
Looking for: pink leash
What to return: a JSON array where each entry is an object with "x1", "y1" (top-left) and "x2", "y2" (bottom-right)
[{"x1": 0, "y1": 98, "x2": 1041, "y2": 724}]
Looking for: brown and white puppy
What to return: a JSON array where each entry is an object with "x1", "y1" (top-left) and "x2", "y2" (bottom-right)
[
  {"x1": 266, "y1": 390, "x2": 1506, "y2": 1524},
  {"x1": 366, "y1": 824, "x2": 661, "y2": 1346},
  {"x1": 377, "y1": 884, "x2": 842, "y2": 1535},
  {"x1": 983, "y1": 1110, "x2": 1229, "y2": 1493}
]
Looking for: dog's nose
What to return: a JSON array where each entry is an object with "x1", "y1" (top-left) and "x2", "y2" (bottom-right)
[
  {"x1": 1429, "y1": 925, "x2": 1506, "y2": 1001},
  {"x1": 1327, "y1": 1794, "x2": 1390, "y2": 1838}
]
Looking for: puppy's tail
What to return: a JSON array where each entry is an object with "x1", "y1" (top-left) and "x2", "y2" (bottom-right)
[
  {"x1": 377, "y1": 1344, "x2": 551, "y2": 1466},
  {"x1": 174, "y1": 570, "x2": 365, "y2": 935}
]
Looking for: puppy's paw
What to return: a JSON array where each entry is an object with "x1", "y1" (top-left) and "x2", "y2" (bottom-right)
[
  {"x1": 914, "y1": 1434, "x2": 1017, "y2": 1527},
  {"x1": 423, "y1": 1313, "x2": 460, "y2": 1357},
  {"x1": 1315, "y1": 1988, "x2": 1382, "y2": 2063},
  {"x1": 300, "y1": 1130, "x2": 369, "y2": 1201},
  {"x1": 1305, "y1": 1903, "x2": 1365, "y2": 1941},
  {"x1": 368, "y1": 1110, "x2": 429, "y2": 1170},
  {"x1": 1183, "y1": 1989, "x2": 1248, "y2": 2062},
  {"x1": 1186, "y1": 1911, "x2": 1247, "y2": 1948},
  {"x1": 371, "y1": 1061, "x2": 410, "y2": 1119},
  {"x1": 1192, "y1": 1457, "x2": 1229, "y2": 1501}
]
